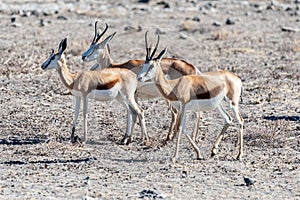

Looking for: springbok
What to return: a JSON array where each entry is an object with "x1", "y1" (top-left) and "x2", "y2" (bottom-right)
[
  {"x1": 138, "y1": 39, "x2": 244, "y2": 162},
  {"x1": 41, "y1": 38, "x2": 147, "y2": 144},
  {"x1": 81, "y1": 22, "x2": 201, "y2": 142}
]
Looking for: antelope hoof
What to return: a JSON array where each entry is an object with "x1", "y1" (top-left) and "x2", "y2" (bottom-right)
[
  {"x1": 171, "y1": 157, "x2": 177, "y2": 164},
  {"x1": 211, "y1": 148, "x2": 218, "y2": 157},
  {"x1": 121, "y1": 136, "x2": 132, "y2": 145},
  {"x1": 71, "y1": 135, "x2": 81, "y2": 144},
  {"x1": 236, "y1": 153, "x2": 243, "y2": 161}
]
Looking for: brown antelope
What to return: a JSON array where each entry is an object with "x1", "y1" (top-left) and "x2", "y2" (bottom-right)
[
  {"x1": 81, "y1": 22, "x2": 201, "y2": 142},
  {"x1": 138, "y1": 36, "x2": 244, "y2": 162},
  {"x1": 41, "y1": 38, "x2": 147, "y2": 144}
]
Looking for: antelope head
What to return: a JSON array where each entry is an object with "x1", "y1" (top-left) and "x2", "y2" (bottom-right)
[
  {"x1": 82, "y1": 22, "x2": 116, "y2": 63},
  {"x1": 138, "y1": 31, "x2": 167, "y2": 82},
  {"x1": 41, "y1": 38, "x2": 67, "y2": 70}
]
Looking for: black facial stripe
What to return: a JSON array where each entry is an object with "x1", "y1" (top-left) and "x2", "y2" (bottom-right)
[
  {"x1": 85, "y1": 45, "x2": 97, "y2": 58},
  {"x1": 42, "y1": 54, "x2": 55, "y2": 69}
]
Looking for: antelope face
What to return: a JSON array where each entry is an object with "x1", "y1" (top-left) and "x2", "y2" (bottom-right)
[
  {"x1": 41, "y1": 38, "x2": 67, "y2": 71},
  {"x1": 82, "y1": 22, "x2": 116, "y2": 63},
  {"x1": 138, "y1": 61, "x2": 155, "y2": 82},
  {"x1": 82, "y1": 43, "x2": 100, "y2": 62},
  {"x1": 41, "y1": 49, "x2": 60, "y2": 70}
]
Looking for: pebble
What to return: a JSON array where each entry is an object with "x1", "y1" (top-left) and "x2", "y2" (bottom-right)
[
  {"x1": 11, "y1": 16, "x2": 17, "y2": 23},
  {"x1": 212, "y1": 21, "x2": 222, "y2": 26},
  {"x1": 244, "y1": 176, "x2": 257, "y2": 186},
  {"x1": 157, "y1": 1, "x2": 170, "y2": 9},
  {"x1": 225, "y1": 18, "x2": 235, "y2": 25},
  {"x1": 138, "y1": 0, "x2": 150, "y2": 3},
  {"x1": 11, "y1": 22, "x2": 21, "y2": 27},
  {"x1": 124, "y1": 25, "x2": 142, "y2": 32},
  {"x1": 57, "y1": 15, "x2": 68, "y2": 20},
  {"x1": 155, "y1": 28, "x2": 166, "y2": 35},
  {"x1": 181, "y1": 20, "x2": 198, "y2": 32},
  {"x1": 281, "y1": 26, "x2": 299, "y2": 32}
]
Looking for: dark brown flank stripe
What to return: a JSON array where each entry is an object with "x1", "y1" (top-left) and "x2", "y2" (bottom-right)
[
  {"x1": 158, "y1": 84, "x2": 224, "y2": 102},
  {"x1": 195, "y1": 85, "x2": 224, "y2": 100},
  {"x1": 96, "y1": 79, "x2": 119, "y2": 90}
]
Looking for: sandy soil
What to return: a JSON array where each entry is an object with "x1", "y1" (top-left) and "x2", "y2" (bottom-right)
[{"x1": 0, "y1": 0, "x2": 299, "y2": 199}]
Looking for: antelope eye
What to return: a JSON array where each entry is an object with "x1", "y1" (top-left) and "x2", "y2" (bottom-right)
[{"x1": 50, "y1": 56, "x2": 55, "y2": 61}]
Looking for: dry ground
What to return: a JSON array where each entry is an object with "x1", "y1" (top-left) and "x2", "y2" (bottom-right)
[{"x1": 0, "y1": 0, "x2": 299, "y2": 199}]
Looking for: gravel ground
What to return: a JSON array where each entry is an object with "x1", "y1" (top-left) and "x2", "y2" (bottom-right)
[{"x1": 0, "y1": 0, "x2": 299, "y2": 199}]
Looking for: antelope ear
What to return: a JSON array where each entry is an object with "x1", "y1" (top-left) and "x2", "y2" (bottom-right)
[
  {"x1": 156, "y1": 47, "x2": 167, "y2": 63},
  {"x1": 58, "y1": 38, "x2": 67, "y2": 56},
  {"x1": 99, "y1": 32, "x2": 116, "y2": 47}
]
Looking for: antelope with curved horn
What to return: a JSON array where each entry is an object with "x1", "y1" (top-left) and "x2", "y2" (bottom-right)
[
  {"x1": 41, "y1": 38, "x2": 147, "y2": 144},
  {"x1": 138, "y1": 35, "x2": 244, "y2": 162},
  {"x1": 82, "y1": 22, "x2": 201, "y2": 142}
]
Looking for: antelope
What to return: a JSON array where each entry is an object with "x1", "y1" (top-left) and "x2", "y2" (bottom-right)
[
  {"x1": 41, "y1": 38, "x2": 147, "y2": 144},
  {"x1": 81, "y1": 22, "x2": 201, "y2": 142},
  {"x1": 138, "y1": 36, "x2": 244, "y2": 162}
]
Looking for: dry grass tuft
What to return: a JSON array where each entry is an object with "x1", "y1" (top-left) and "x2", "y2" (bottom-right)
[{"x1": 245, "y1": 118, "x2": 293, "y2": 148}]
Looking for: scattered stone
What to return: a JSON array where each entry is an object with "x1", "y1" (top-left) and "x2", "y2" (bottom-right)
[
  {"x1": 11, "y1": 16, "x2": 16, "y2": 23},
  {"x1": 281, "y1": 26, "x2": 299, "y2": 32},
  {"x1": 39, "y1": 19, "x2": 45, "y2": 27},
  {"x1": 181, "y1": 20, "x2": 198, "y2": 32},
  {"x1": 225, "y1": 18, "x2": 235, "y2": 25},
  {"x1": 138, "y1": 0, "x2": 150, "y2": 3},
  {"x1": 139, "y1": 189, "x2": 164, "y2": 199},
  {"x1": 244, "y1": 176, "x2": 257, "y2": 186},
  {"x1": 192, "y1": 16, "x2": 200, "y2": 22},
  {"x1": 155, "y1": 28, "x2": 166, "y2": 35},
  {"x1": 157, "y1": 1, "x2": 170, "y2": 9},
  {"x1": 11, "y1": 22, "x2": 21, "y2": 27},
  {"x1": 57, "y1": 15, "x2": 68, "y2": 20},
  {"x1": 212, "y1": 21, "x2": 222, "y2": 26},
  {"x1": 179, "y1": 32, "x2": 188, "y2": 39},
  {"x1": 124, "y1": 25, "x2": 142, "y2": 32}
]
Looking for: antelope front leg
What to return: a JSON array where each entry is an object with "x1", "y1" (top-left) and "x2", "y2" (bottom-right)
[
  {"x1": 71, "y1": 97, "x2": 81, "y2": 143},
  {"x1": 82, "y1": 95, "x2": 89, "y2": 144},
  {"x1": 191, "y1": 112, "x2": 201, "y2": 141},
  {"x1": 121, "y1": 109, "x2": 134, "y2": 145},
  {"x1": 166, "y1": 106, "x2": 178, "y2": 142}
]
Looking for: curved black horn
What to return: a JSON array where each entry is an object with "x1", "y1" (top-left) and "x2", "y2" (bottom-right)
[
  {"x1": 145, "y1": 31, "x2": 150, "y2": 61},
  {"x1": 150, "y1": 34, "x2": 160, "y2": 60},
  {"x1": 58, "y1": 38, "x2": 67, "y2": 56},
  {"x1": 95, "y1": 23, "x2": 109, "y2": 43},
  {"x1": 92, "y1": 21, "x2": 98, "y2": 43}
]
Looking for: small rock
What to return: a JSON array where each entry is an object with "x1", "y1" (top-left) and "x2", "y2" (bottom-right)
[
  {"x1": 157, "y1": 1, "x2": 170, "y2": 9},
  {"x1": 138, "y1": 0, "x2": 150, "y2": 3},
  {"x1": 181, "y1": 20, "x2": 198, "y2": 32},
  {"x1": 212, "y1": 21, "x2": 222, "y2": 26},
  {"x1": 179, "y1": 32, "x2": 188, "y2": 39},
  {"x1": 281, "y1": 26, "x2": 299, "y2": 32},
  {"x1": 139, "y1": 189, "x2": 164, "y2": 199},
  {"x1": 155, "y1": 28, "x2": 166, "y2": 35},
  {"x1": 11, "y1": 22, "x2": 21, "y2": 27},
  {"x1": 124, "y1": 25, "x2": 142, "y2": 32},
  {"x1": 225, "y1": 18, "x2": 235, "y2": 25},
  {"x1": 57, "y1": 15, "x2": 68, "y2": 20},
  {"x1": 11, "y1": 16, "x2": 16, "y2": 23},
  {"x1": 39, "y1": 19, "x2": 45, "y2": 27},
  {"x1": 244, "y1": 176, "x2": 257, "y2": 186},
  {"x1": 192, "y1": 16, "x2": 200, "y2": 22}
]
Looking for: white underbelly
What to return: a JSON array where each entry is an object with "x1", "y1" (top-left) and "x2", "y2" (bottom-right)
[
  {"x1": 136, "y1": 82, "x2": 161, "y2": 99},
  {"x1": 71, "y1": 83, "x2": 120, "y2": 101},
  {"x1": 170, "y1": 89, "x2": 225, "y2": 112}
]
